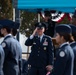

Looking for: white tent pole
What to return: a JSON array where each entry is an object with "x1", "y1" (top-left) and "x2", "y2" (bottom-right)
[
  {"x1": 13, "y1": 8, "x2": 15, "y2": 21},
  {"x1": 38, "y1": 13, "x2": 40, "y2": 22}
]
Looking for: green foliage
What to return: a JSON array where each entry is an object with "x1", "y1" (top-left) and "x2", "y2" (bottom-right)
[
  {"x1": 0, "y1": 0, "x2": 13, "y2": 19},
  {"x1": 0, "y1": 0, "x2": 71, "y2": 37},
  {"x1": 58, "y1": 15, "x2": 70, "y2": 24},
  {"x1": 20, "y1": 11, "x2": 38, "y2": 37},
  {"x1": 20, "y1": 11, "x2": 71, "y2": 37}
]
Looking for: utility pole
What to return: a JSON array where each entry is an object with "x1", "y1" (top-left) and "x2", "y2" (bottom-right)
[{"x1": 12, "y1": 0, "x2": 20, "y2": 41}]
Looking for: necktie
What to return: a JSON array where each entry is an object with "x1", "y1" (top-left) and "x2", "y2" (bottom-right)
[{"x1": 38, "y1": 37, "x2": 40, "y2": 42}]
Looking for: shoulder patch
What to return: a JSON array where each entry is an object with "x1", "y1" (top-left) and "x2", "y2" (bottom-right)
[
  {"x1": 59, "y1": 51, "x2": 65, "y2": 57},
  {"x1": 2, "y1": 42, "x2": 6, "y2": 48}
]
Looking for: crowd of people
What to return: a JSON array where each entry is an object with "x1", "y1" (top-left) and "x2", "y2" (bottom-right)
[
  {"x1": 0, "y1": 10, "x2": 75, "y2": 75},
  {"x1": 25, "y1": 11, "x2": 76, "y2": 75}
]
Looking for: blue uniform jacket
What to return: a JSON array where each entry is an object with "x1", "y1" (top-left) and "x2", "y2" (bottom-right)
[
  {"x1": 0, "y1": 45, "x2": 5, "y2": 75},
  {"x1": 22, "y1": 59, "x2": 28, "y2": 75},
  {"x1": 1, "y1": 35, "x2": 22, "y2": 75},
  {"x1": 25, "y1": 35, "x2": 54, "y2": 68},
  {"x1": 70, "y1": 42, "x2": 76, "y2": 75},
  {"x1": 54, "y1": 43, "x2": 74, "y2": 75}
]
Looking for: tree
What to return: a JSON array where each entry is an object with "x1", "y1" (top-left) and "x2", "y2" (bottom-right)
[
  {"x1": 20, "y1": 11, "x2": 38, "y2": 37},
  {"x1": 0, "y1": 0, "x2": 71, "y2": 37},
  {"x1": 58, "y1": 15, "x2": 70, "y2": 24},
  {"x1": 0, "y1": 0, "x2": 13, "y2": 19}
]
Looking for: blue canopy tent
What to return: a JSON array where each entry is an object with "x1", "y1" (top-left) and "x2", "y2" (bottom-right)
[
  {"x1": 17, "y1": 0, "x2": 76, "y2": 22},
  {"x1": 18, "y1": 0, "x2": 76, "y2": 13},
  {"x1": 17, "y1": 0, "x2": 76, "y2": 54}
]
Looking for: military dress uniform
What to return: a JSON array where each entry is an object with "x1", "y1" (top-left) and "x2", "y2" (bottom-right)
[
  {"x1": 0, "y1": 44, "x2": 5, "y2": 75},
  {"x1": 0, "y1": 20, "x2": 22, "y2": 75},
  {"x1": 54, "y1": 42, "x2": 74, "y2": 75},
  {"x1": 11, "y1": 22, "x2": 20, "y2": 37},
  {"x1": 0, "y1": 25, "x2": 5, "y2": 75},
  {"x1": 22, "y1": 59, "x2": 28, "y2": 75},
  {"x1": 43, "y1": 21, "x2": 55, "y2": 37},
  {"x1": 43, "y1": 11, "x2": 55, "y2": 37},
  {"x1": 54, "y1": 25, "x2": 74, "y2": 75},
  {"x1": 1, "y1": 35, "x2": 22, "y2": 75},
  {"x1": 70, "y1": 42, "x2": 76, "y2": 75},
  {"x1": 70, "y1": 25, "x2": 76, "y2": 75},
  {"x1": 25, "y1": 22, "x2": 54, "y2": 75}
]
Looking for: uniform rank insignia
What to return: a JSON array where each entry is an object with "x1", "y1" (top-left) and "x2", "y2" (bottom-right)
[
  {"x1": 33, "y1": 42, "x2": 36, "y2": 45},
  {"x1": 43, "y1": 38, "x2": 48, "y2": 46},
  {"x1": 2, "y1": 42, "x2": 6, "y2": 48},
  {"x1": 44, "y1": 47, "x2": 46, "y2": 50},
  {"x1": 59, "y1": 51, "x2": 65, "y2": 57}
]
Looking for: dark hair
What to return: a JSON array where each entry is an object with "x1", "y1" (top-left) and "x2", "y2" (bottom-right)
[
  {"x1": 12, "y1": 29, "x2": 17, "y2": 36},
  {"x1": 59, "y1": 33, "x2": 73, "y2": 42},
  {"x1": 72, "y1": 15, "x2": 76, "y2": 18},
  {"x1": 0, "y1": 30, "x2": 4, "y2": 37},
  {"x1": 44, "y1": 11, "x2": 51, "y2": 17},
  {"x1": 72, "y1": 33, "x2": 76, "y2": 41},
  {"x1": 3, "y1": 27, "x2": 11, "y2": 33}
]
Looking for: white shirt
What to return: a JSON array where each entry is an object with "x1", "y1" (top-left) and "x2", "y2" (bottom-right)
[
  {"x1": 38, "y1": 34, "x2": 44, "y2": 42},
  {"x1": 70, "y1": 41, "x2": 75, "y2": 45},
  {"x1": 60, "y1": 42, "x2": 69, "y2": 48},
  {"x1": 30, "y1": 34, "x2": 44, "y2": 42},
  {"x1": 4, "y1": 34, "x2": 12, "y2": 39}
]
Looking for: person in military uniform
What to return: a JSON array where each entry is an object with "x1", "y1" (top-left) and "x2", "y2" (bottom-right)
[
  {"x1": 69, "y1": 25, "x2": 76, "y2": 75},
  {"x1": 11, "y1": 22, "x2": 20, "y2": 37},
  {"x1": 70, "y1": 9, "x2": 76, "y2": 26},
  {"x1": 22, "y1": 59, "x2": 28, "y2": 75},
  {"x1": 53, "y1": 24, "x2": 74, "y2": 75},
  {"x1": 0, "y1": 25, "x2": 5, "y2": 75},
  {"x1": 0, "y1": 19, "x2": 22, "y2": 75},
  {"x1": 25, "y1": 22, "x2": 54, "y2": 75},
  {"x1": 43, "y1": 11, "x2": 56, "y2": 37},
  {"x1": 11, "y1": 22, "x2": 28, "y2": 75}
]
